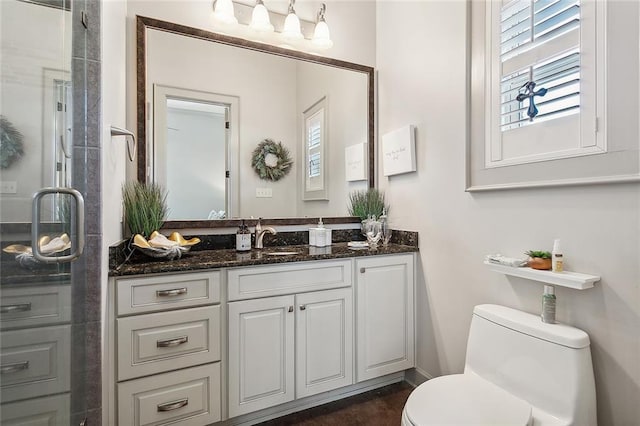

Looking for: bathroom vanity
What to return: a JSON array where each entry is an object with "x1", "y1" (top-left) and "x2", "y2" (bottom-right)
[{"x1": 107, "y1": 242, "x2": 416, "y2": 425}]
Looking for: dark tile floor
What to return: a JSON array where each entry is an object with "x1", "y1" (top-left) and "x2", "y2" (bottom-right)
[{"x1": 257, "y1": 381, "x2": 414, "y2": 426}]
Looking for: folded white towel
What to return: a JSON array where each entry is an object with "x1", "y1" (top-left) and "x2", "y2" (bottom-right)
[{"x1": 485, "y1": 254, "x2": 527, "y2": 268}]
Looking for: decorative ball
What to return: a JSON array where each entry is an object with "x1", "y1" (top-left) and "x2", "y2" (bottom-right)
[{"x1": 264, "y1": 153, "x2": 278, "y2": 168}]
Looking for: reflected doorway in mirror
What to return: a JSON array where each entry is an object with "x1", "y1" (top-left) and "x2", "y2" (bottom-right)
[{"x1": 152, "y1": 85, "x2": 239, "y2": 220}]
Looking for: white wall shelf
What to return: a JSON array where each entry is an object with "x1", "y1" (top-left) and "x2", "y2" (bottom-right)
[{"x1": 484, "y1": 261, "x2": 600, "y2": 290}]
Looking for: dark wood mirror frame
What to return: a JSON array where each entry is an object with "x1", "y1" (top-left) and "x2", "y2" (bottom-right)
[{"x1": 136, "y1": 15, "x2": 374, "y2": 229}]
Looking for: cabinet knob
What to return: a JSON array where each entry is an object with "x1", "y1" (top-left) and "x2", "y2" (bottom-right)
[
  {"x1": 288, "y1": 306, "x2": 294, "y2": 313},
  {"x1": 300, "y1": 305, "x2": 306, "y2": 311},
  {"x1": 360, "y1": 267, "x2": 366, "y2": 273}
]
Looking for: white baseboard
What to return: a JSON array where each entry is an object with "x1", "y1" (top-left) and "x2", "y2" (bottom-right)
[
  {"x1": 404, "y1": 367, "x2": 433, "y2": 387},
  {"x1": 224, "y1": 372, "x2": 406, "y2": 426}
]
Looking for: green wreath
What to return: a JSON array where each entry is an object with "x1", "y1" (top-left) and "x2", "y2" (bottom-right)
[
  {"x1": 0, "y1": 116, "x2": 25, "y2": 169},
  {"x1": 251, "y1": 139, "x2": 293, "y2": 182}
]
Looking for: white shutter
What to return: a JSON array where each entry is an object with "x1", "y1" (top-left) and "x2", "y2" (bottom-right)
[
  {"x1": 302, "y1": 97, "x2": 328, "y2": 200},
  {"x1": 307, "y1": 115, "x2": 322, "y2": 178},
  {"x1": 500, "y1": 0, "x2": 581, "y2": 131},
  {"x1": 485, "y1": 0, "x2": 604, "y2": 168}
]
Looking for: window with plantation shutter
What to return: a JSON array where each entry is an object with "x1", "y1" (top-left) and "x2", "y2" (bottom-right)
[
  {"x1": 484, "y1": 0, "x2": 605, "y2": 168},
  {"x1": 302, "y1": 97, "x2": 328, "y2": 200},
  {"x1": 307, "y1": 117, "x2": 321, "y2": 178}
]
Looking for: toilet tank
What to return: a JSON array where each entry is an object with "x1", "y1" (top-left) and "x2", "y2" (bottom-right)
[{"x1": 464, "y1": 304, "x2": 596, "y2": 426}]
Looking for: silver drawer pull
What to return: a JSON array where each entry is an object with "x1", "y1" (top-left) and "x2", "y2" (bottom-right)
[
  {"x1": 156, "y1": 287, "x2": 187, "y2": 297},
  {"x1": 157, "y1": 398, "x2": 189, "y2": 412},
  {"x1": 1, "y1": 361, "x2": 30, "y2": 374},
  {"x1": 0, "y1": 303, "x2": 32, "y2": 314},
  {"x1": 157, "y1": 336, "x2": 189, "y2": 348}
]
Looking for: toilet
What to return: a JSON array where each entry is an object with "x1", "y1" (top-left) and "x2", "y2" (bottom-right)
[{"x1": 402, "y1": 304, "x2": 597, "y2": 426}]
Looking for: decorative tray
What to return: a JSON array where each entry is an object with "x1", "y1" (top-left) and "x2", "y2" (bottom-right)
[
  {"x1": 131, "y1": 231, "x2": 200, "y2": 260},
  {"x1": 3, "y1": 234, "x2": 72, "y2": 268}
]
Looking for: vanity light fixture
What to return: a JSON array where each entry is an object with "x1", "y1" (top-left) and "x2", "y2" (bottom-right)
[
  {"x1": 312, "y1": 3, "x2": 333, "y2": 49},
  {"x1": 249, "y1": 0, "x2": 274, "y2": 33},
  {"x1": 212, "y1": 0, "x2": 238, "y2": 25},
  {"x1": 210, "y1": 0, "x2": 330, "y2": 52},
  {"x1": 282, "y1": 0, "x2": 303, "y2": 40}
]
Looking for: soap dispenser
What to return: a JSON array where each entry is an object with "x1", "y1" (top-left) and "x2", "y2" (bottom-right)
[
  {"x1": 310, "y1": 218, "x2": 326, "y2": 247},
  {"x1": 236, "y1": 220, "x2": 251, "y2": 252},
  {"x1": 319, "y1": 217, "x2": 331, "y2": 246}
]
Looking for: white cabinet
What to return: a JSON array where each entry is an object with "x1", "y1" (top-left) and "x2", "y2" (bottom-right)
[
  {"x1": 112, "y1": 271, "x2": 222, "y2": 426},
  {"x1": 0, "y1": 283, "x2": 71, "y2": 412},
  {"x1": 110, "y1": 252, "x2": 416, "y2": 423},
  {"x1": 356, "y1": 254, "x2": 414, "y2": 382},
  {"x1": 227, "y1": 261, "x2": 354, "y2": 418},
  {"x1": 296, "y1": 288, "x2": 353, "y2": 398},
  {"x1": 228, "y1": 295, "x2": 295, "y2": 417}
]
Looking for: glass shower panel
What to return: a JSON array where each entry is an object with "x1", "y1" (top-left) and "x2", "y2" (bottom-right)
[{"x1": 0, "y1": 0, "x2": 80, "y2": 423}]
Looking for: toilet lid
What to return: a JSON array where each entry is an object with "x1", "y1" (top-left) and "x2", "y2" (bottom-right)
[{"x1": 404, "y1": 374, "x2": 532, "y2": 426}]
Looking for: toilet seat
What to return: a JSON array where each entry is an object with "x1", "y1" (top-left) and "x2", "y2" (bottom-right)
[{"x1": 403, "y1": 374, "x2": 533, "y2": 426}]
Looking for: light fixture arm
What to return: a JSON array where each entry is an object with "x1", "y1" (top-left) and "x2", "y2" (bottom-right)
[{"x1": 317, "y1": 3, "x2": 327, "y2": 22}]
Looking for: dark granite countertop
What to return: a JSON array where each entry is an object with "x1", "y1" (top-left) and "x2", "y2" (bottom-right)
[{"x1": 110, "y1": 242, "x2": 418, "y2": 277}]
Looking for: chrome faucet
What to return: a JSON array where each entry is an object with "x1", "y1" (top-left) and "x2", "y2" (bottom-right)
[{"x1": 255, "y1": 218, "x2": 276, "y2": 249}]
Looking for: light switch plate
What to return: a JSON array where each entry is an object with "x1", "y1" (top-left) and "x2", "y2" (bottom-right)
[
  {"x1": 0, "y1": 181, "x2": 17, "y2": 194},
  {"x1": 256, "y1": 187, "x2": 272, "y2": 198}
]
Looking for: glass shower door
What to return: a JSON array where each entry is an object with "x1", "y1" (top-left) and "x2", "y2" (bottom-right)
[{"x1": 0, "y1": 0, "x2": 83, "y2": 423}]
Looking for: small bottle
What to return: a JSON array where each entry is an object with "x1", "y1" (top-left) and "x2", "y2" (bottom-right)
[
  {"x1": 541, "y1": 285, "x2": 556, "y2": 323},
  {"x1": 236, "y1": 220, "x2": 251, "y2": 251},
  {"x1": 552, "y1": 239, "x2": 564, "y2": 272}
]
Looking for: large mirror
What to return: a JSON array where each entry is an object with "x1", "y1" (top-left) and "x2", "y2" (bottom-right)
[{"x1": 137, "y1": 16, "x2": 374, "y2": 225}]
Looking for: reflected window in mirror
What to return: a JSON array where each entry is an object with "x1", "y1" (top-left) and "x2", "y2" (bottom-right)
[{"x1": 303, "y1": 97, "x2": 328, "y2": 200}]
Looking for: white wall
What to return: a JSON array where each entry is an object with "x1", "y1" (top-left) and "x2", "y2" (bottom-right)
[
  {"x1": 146, "y1": 28, "x2": 298, "y2": 218},
  {"x1": 295, "y1": 61, "x2": 369, "y2": 217},
  {"x1": 102, "y1": 0, "x2": 128, "y2": 422},
  {"x1": 376, "y1": 1, "x2": 640, "y2": 425}
]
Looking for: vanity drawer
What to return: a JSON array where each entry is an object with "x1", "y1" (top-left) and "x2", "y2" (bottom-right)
[
  {"x1": 227, "y1": 259, "x2": 352, "y2": 301},
  {"x1": 0, "y1": 324, "x2": 71, "y2": 403},
  {"x1": 0, "y1": 393, "x2": 71, "y2": 426},
  {"x1": 118, "y1": 362, "x2": 221, "y2": 426},
  {"x1": 117, "y1": 306, "x2": 220, "y2": 381},
  {"x1": 117, "y1": 271, "x2": 220, "y2": 316},
  {"x1": 0, "y1": 393, "x2": 70, "y2": 425},
  {"x1": 0, "y1": 284, "x2": 71, "y2": 330}
]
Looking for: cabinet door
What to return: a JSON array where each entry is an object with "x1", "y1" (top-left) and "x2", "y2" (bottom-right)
[
  {"x1": 296, "y1": 288, "x2": 353, "y2": 398},
  {"x1": 356, "y1": 254, "x2": 414, "y2": 382},
  {"x1": 228, "y1": 295, "x2": 295, "y2": 417}
]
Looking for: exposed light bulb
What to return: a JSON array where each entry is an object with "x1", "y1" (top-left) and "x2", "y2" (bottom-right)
[
  {"x1": 282, "y1": 0, "x2": 303, "y2": 40},
  {"x1": 312, "y1": 4, "x2": 332, "y2": 49},
  {"x1": 249, "y1": 0, "x2": 274, "y2": 33},
  {"x1": 212, "y1": 0, "x2": 238, "y2": 25}
]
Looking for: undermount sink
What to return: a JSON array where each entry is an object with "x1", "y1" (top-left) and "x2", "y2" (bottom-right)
[{"x1": 265, "y1": 251, "x2": 300, "y2": 256}]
